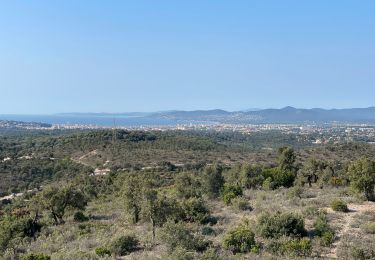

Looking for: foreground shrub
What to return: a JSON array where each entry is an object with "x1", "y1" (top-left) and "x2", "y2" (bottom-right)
[
  {"x1": 161, "y1": 220, "x2": 209, "y2": 252},
  {"x1": 222, "y1": 220, "x2": 257, "y2": 254},
  {"x1": 111, "y1": 235, "x2": 139, "y2": 256},
  {"x1": 221, "y1": 185, "x2": 243, "y2": 205},
  {"x1": 21, "y1": 253, "x2": 51, "y2": 260},
  {"x1": 313, "y1": 213, "x2": 335, "y2": 246},
  {"x1": 268, "y1": 237, "x2": 312, "y2": 257},
  {"x1": 73, "y1": 211, "x2": 89, "y2": 222},
  {"x1": 95, "y1": 246, "x2": 111, "y2": 257},
  {"x1": 330, "y1": 199, "x2": 349, "y2": 212},
  {"x1": 258, "y1": 212, "x2": 306, "y2": 238}
]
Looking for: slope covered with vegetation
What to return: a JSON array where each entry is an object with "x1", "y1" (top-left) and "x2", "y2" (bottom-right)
[{"x1": 1, "y1": 130, "x2": 375, "y2": 259}]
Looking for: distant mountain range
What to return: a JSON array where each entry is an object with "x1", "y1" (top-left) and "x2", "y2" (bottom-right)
[
  {"x1": 3, "y1": 107, "x2": 375, "y2": 126},
  {"x1": 145, "y1": 106, "x2": 375, "y2": 124}
]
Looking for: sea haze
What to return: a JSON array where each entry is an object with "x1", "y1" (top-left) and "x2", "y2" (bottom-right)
[{"x1": 0, "y1": 114, "x2": 180, "y2": 126}]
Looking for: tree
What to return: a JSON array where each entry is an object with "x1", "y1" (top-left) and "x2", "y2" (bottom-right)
[
  {"x1": 175, "y1": 172, "x2": 202, "y2": 199},
  {"x1": 202, "y1": 164, "x2": 224, "y2": 198},
  {"x1": 297, "y1": 159, "x2": 324, "y2": 187},
  {"x1": 123, "y1": 175, "x2": 143, "y2": 224},
  {"x1": 239, "y1": 164, "x2": 264, "y2": 189},
  {"x1": 38, "y1": 185, "x2": 87, "y2": 225},
  {"x1": 348, "y1": 157, "x2": 375, "y2": 201},
  {"x1": 142, "y1": 190, "x2": 176, "y2": 240},
  {"x1": 278, "y1": 147, "x2": 297, "y2": 172}
]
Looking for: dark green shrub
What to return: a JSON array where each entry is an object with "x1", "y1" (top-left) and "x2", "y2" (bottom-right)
[
  {"x1": 201, "y1": 215, "x2": 218, "y2": 226},
  {"x1": 21, "y1": 253, "x2": 51, "y2": 260},
  {"x1": 313, "y1": 213, "x2": 335, "y2": 246},
  {"x1": 201, "y1": 226, "x2": 215, "y2": 236},
  {"x1": 348, "y1": 157, "x2": 375, "y2": 201},
  {"x1": 73, "y1": 211, "x2": 89, "y2": 222},
  {"x1": 239, "y1": 164, "x2": 264, "y2": 189},
  {"x1": 330, "y1": 199, "x2": 349, "y2": 212},
  {"x1": 175, "y1": 172, "x2": 202, "y2": 199},
  {"x1": 262, "y1": 168, "x2": 296, "y2": 189},
  {"x1": 95, "y1": 246, "x2": 111, "y2": 257},
  {"x1": 221, "y1": 185, "x2": 243, "y2": 205},
  {"x1": 202, "y1": 164, "x2": 225, "y2": 198},
  {"x1": 222, "y1": 220, "x2": 257, "y2": 254},
  {"x1": 181, "y1": 197, "x2": 210, "y2": 223},
  {"x1": 111, "y1": 235, "x2": 139, "y2": 256},
  {"x1": 258, "y1": 212, "x2": 306, "y2": 238},
  {"x1": 161, "y1": 221, "x2": 209, "y2": 252},
  {"x1": 0, "y1": 216, "x2": 42, "y2": 254}
]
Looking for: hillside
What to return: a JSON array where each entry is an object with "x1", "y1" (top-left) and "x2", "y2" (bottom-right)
[{"x1": 1, "y1": 129, "x2": 375, "y2": 259}]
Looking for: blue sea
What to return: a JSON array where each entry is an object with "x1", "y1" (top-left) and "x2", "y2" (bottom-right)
[{"x1": 0, "y1": 114, "x2": 181, "y2": 127}]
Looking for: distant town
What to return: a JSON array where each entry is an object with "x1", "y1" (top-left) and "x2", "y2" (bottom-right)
[{"x1": 1, "y1": 119, "x2": 375, "y2": 145}]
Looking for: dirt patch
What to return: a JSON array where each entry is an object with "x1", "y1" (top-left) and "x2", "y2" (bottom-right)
[{"x1": 324, "y1": 202, "x2": 375, "y2": 259}]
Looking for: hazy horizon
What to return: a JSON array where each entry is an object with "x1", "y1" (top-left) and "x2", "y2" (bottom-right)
[{"x1": 1, "y1": 105, "x2": 375, "y2": 116}]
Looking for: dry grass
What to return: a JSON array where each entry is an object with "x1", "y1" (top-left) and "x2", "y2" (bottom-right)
[{"x1": 7, "y1": 185, "x2": 375, "y2": 260}]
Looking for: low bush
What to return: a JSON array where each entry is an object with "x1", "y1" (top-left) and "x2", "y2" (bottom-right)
[
  {"x1": 287, "y1": 186, "x2": 303, "y2": 199},
  {"x1": 313, "y1": 213, "x2": 335, "y2": 246},
  {"x1": 95, "y1": 246, "x2": 111, "y2": 257},
  {"x1": 181, "y1": 197, "x2": 210, "y2": 223},
  {"x1": 221, "y1": 185, "x2": 243, "y2": 205},
  {"x1": 258, "y1": 212, "x2": 306, "y2": 239},
  {"x1": 201, "y1": 226, "x2": 215, "y2": 236},
  {"x1": 352, "y1": 247, "x2": 375, "y2": 260},
  {"x1": 267, "y1": 237, "x2": 312, "y2": 257},
  {"x1": 231, "y1": 197, "x2": 252, "y2": 211},
  {"x1": 302, "y1": 206, "x2": 319, "y2": 217},
  {"x1": 73, "y1": 211, "x2": 89, "y2": 222},
  {"x1": 161, "y1": 220, "x2": 209, "y2": 252},
  {"x1": 330, "y1": 199, "x2": 349, "y2": 212},
  {"x1": 169, "y1": 246, "x2": 195, "y2": 260},
  {"x1": 21, "y1": 253, "x2": 51, "y2": 260},
  {"x1": 362, "y1": 222, "x2": 375, "y2": 234},
  {"x1": 200, "y1": 248, "x2": 220, "y2": 260},
  {"x1": 111, "y1": 235, "x2": 139, "y2": 256},
  {"x1": 222, "y1": 220, "x2": 257, "y2": 254}
]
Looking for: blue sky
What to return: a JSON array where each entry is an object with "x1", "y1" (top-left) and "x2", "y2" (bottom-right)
[{"x1": 0, "y1": 1, "x2": 374, "y2": 114}]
